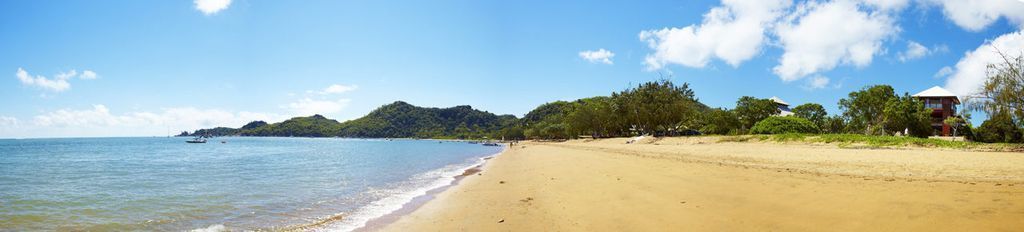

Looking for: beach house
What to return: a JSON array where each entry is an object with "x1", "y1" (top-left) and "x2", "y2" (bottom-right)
[
  {"x1": 770, "y1": 96, "x2": 794, "y2": 116},
  {"x1": 911, "y1": 86, "x2": 960, "y2": 136}
]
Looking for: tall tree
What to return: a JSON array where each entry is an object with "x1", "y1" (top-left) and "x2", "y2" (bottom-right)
[
  {"x1": 700, "y1": 108, "x2": 741, "y2": 135},
  {"x1": 566, "y1": 96, "x2": 616, "y2": 138},
  {"x1": 821, "y1": 115, "x2": 847, "y2": 134},
  {"x1": 792, "y1": 103, "x2": 827, "y2": 129},
  {"x1": 975, "y1": 110, "x2": 1023, "y2": 143},
  {"x1": 839, "y1": 85, "x2": 897, "y2": 135},
  {"x1": 613, "y1": 80, "x2": 701, "y2": 136},
  {"x1": 882, "y1": 93, "x2": 933, "y2": 137},
  {"x1": 734, "y1": 96, "x2": 780, "y2": 131},
  {"x1": 970, "y1": 52, "x2": 1024, "y2": 127}
]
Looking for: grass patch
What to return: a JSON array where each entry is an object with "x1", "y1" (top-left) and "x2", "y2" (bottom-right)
[{"x1": 716, "y1": 133, "x2": 1024, "y2": 151}]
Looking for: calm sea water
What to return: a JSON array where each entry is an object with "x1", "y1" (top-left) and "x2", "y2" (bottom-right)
[{"x1": 0, "y1": 137, "x2": 502, "y2": 231}]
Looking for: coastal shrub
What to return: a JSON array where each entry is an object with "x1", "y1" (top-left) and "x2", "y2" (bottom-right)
[
  {"x1": 734, "y1": 96, "x2": 781, "y2": 131},
  {"x1": 750, "y1": 116, "x2": 819, "y2": 134},
  {"x1": 974, "y1": 111, "x2": 1023, "y2": 143},
  {"x1": 821, "y1": 115, "x2": 847, "y2": 134},
  {"x1": 882, "y1": 94, "x2": 933, "y2": 138},
  {"x1": 699, "y1": 108, "x2": 741, "y2": 135},
  {"x1": 792, "y1": 103, "x2": 828, "y2": 129},
  {"x1": 839, "y1": 85, "x2": 897, "y2": 135}
]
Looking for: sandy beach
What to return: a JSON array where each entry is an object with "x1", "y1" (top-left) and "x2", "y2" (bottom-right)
[{"x1": 381, "y1": 137, "x2": 1024, "y2": 231}]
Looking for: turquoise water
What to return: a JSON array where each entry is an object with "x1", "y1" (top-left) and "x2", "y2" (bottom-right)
[{"x1": 0, "y1": 137, "x2": 502, "y2": 231}]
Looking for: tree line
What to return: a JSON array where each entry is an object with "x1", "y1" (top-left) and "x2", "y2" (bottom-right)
[{"x1": 507, "y1": 80, "x2": 940, "y2": 140}]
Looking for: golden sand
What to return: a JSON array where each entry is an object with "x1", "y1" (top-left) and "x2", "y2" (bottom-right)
[{"x1": 381, "y1": 137, "x2": 1024, "y2": 231}]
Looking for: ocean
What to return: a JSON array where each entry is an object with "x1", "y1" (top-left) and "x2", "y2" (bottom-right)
[{"x1": 0, "y1": 137, "x2": 503, "y2": 231}]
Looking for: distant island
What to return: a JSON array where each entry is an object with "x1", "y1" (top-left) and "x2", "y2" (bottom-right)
[{"x1": 180, "y1": 101, "x2": 521, "y2": 139}]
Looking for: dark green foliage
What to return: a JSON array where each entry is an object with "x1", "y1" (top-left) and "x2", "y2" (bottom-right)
[
  {"x1": 188, "y1": 127, "x2": 238, "y2": 137},
  {"x1": 240, "y1": 115, "x2": 341, "y2": 137},
  {"x1": 336, "y1": 101, "x2": 517, "y2": 139},
  {"x1": 566, "y1": 96, "x2": 618, "y2": 138},
  {"x1": 882, "y1": 94, "x2": 933, "y2": 138},
  {"x1": 821, "y1": 115, "x2": 847, "y2": 134},
  {"x1": 839, "y1": 85, "x2": 897, "y2": 135},
  {"x1": 734, "y1": 96, "x2": 780, "y2": 131},
  {"x1": 522, "y1": 101, "x2": 573, "y2": 126},
  {"x1": 494, "y1": 125, "x2": 526, "y2": 140},
  {"x1": 192, "y1": 102, "x2": 517, "y2": 139},
  {"x1": 974, "y1": 111, "x2": 1023, "y2": 143},
  {"x1": 749, "y1": 116, "x2": 819, "y2": 134},
  {"x1": 612, "y1": 80, "x2": 702, "y2": 136},
  {"x1": 792, "y1": 103, "x2": 827, "y2": 129},
  {"x1": 522, "y1": 101, "x2": 574, "y2": 139},
  {"x1": 700, "y1": 108, "x2": 740, "y2": 135},
  {"x1": 240, "y1": 121, "x2": 268, "y2": 130}
]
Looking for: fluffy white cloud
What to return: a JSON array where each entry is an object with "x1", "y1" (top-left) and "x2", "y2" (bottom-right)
[
  {"x1": 943, "y1": 30, "x2": 1024, "y2": 96},
  {"x1": 773, "y1": 0, "x2": 898, "y2": 81},
  {"x1": 319, "y1": 84, "x2": 358, "y2": 94},
  {"x1": 579, "y1": 49, "x2": 616, "y2": 64},
  {"x1": 897, "y1": 41, "x2": 946, "y2": 62},
  {"x1": 195, "y1": 0, "x2": 232, "y2": 15},
  {"x1": 860, "y1": 0, "x2": 911, "y2": 11},
  {"x1": 55, "y1": 70, "x2": 77, "y2": 80},
  {"x1": 80, "y1": 70, "x2": 98, "y2": 80},
  {"x1": 928, "y1": 0, "x2": 1024, "y2": 31},
  {"x1": 16, "y1": 68, "x2": 71, "y2": 92},
  {"x1": 31, "y1": 105, "x2": 280, "y2": 129},
  {"x1": 805, "y1": 75, "x2": 831, "y2": 90},
  {"x1": 0, "y1": 116, "x2": 17, "y2": 127},
  {"x1": 14, "y1": 68, "x2": 98, "y2": 93},
  {"x1": 640, "y1": 0, "x2": 792, "y2": 70},
  {"x1": 934, "y1": 66, "x2": 954, "y2": 78},
  {"x1": 283, "y1": 98, "x2": 351, "y2": 117},
  {"x1": 1, "y1": 104, "x2": 284, "y2": 138}
]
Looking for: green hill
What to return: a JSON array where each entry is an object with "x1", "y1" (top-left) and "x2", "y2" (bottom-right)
[
  {"x1": 183, "y1": 101, "x2": 517, "y2": 139},
  {"x1": 337, "y1": 101, "x2": 517, "y2": 138}
]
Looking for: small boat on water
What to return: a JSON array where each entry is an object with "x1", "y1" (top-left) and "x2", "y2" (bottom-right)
[
  {"x1": 482, "y1": 142, "x2": 501, "y2": 147},
  {"x1": 186, "y1": 137, "x2": 207, "y2": 143}
]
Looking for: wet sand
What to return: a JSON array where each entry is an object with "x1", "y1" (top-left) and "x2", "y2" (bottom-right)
[{"x1": 380, "y1": 137, "x2": 1024, "y2": 231}]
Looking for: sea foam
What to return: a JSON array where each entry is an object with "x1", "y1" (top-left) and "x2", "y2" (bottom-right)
[{"x1": 317, "y1": 152, "x2": 497, "y2": 232}]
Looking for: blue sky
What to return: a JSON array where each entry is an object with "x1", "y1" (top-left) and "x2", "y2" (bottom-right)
[{"x1": 2, "y1": 0, "x2": 1023, "y2": 138}]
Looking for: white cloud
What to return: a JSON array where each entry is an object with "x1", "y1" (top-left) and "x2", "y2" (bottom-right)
[
  {"x1": 927, "y1": 0, "x2": 1024, "y2": 31},
  {"x1": 80, "y1": 70, "x2": 98, "y2": 80},
  {"x1": 943, "y1": 30, "x2": 1024, "y2": 96},
  {"x1": 901, "y1": 41, "x2": 930, "y2": 61},
  {"x1": 55, "y1": 70, "x2": 77, "y2": 80},
  {"x1": 773, "y1": 0, "x2": 898, "y2": 81},
  {"x1": 579, "y1": 49, "x2": 616, "y2": 64},
  {"x1": 639, "y1": 0, "x2": 792, "y2": 70},
  {"x1": 14, "y1": 68, "x2": 98, "y2": 93},
  {"x1": 934, "y1": 66, "x2": 954, "y2": 78},
  {"x1": 0, "y1": 116, "x2": 17, "y2": 127},
  {"x1": 860, "y1": 0, "x2": 911, "y2": 11},
  {"x1": 283, "y1": 98, "x2": 351, "y2": 117},
  {"x1": 805, "y1": 75, "x2": 831, "y2": 90},
  {"x1": 320, "y1": 84, "x2": 358, "y2": 94},
  {"x1": 897, "y1": 41, "x2": 946, "y2": 62},
  {"x1": 16, "y1": 68, "x2": 71, "y2": 92},
  {"x1": 195, "y1": 0, "x2": 232, "y2": 15},
  {"x1": 0, "y1": 104, "x2": 285, "y2": 138}
]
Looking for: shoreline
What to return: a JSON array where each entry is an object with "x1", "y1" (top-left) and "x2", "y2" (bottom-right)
[
  {"x1": 379, "y1": 138, "x2": 1024, "y2": 231},
  {"x1": 353, "y1": 160, "x2": 489, "y2": 232},
  {"x1": 306, "y1": 145, "x2": 506, "y2": 232}
]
